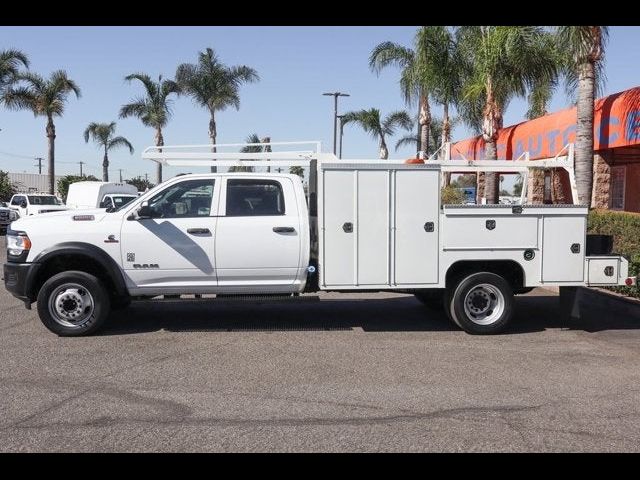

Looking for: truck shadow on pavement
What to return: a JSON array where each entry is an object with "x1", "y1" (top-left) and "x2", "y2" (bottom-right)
[{"x1": 99, "y1": 293, "x2": 640, "y2": 336}]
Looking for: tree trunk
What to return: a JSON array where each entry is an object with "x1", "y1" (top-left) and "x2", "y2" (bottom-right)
[
  {"x1": 209, "y1": 113, "x2": 217, "y2": 174},
  {"x1": 441, "y1": 102, "x2": 451, "y2": 155},
  {"x1": 155, "y1": 128, "x2": 164, "y2": 184},
  {"x1": 481, "y1": 86, "x2": 502, "y2": 204},
  {"x1": 576, "y1": 61, "x2": 595, "y2": 207},
  {"x1": 442, "y1": 102, "x2": 451, "y2": 184},
  {"x1": 46, "y1": 116, "x2": 55, "y2": 195},
  {"x1": 102, "y1": 147, "x2": 109, "y2": 182},
  {"x1": 483, "y1": 140, "x2": 499, "y2": 203},
  {"x1": 418, "y1": 93, "x2": 431, "y2": 158},
  {"x1": 379, "y1": 138, "x2": 389, "y2": 160},
  {"x1": 415, "y1": 117, "x2": 421, "y2": 156}
]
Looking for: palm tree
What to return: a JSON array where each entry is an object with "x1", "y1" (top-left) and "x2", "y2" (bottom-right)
[
  {"x1": 342, "y1": 109, "x2": 413, "y2": 159},
  {"x1": 0, "y1": 49, "x2": 29, "y2": 103},
  {"x1": 419, "y1": 27, "x2": 462, "y2": 154},
  {"x1": 456, "y1": 26, "x2": 558, "y2": 203},
  {"x1": 119, "y1": 73, "x2": 179, "y2": 184},
  {"x1": 83, "y1": 122, "x2": 134, "y2": 182},
  {"x1": 230, "y1": 133, "x2": 263, "y2": 172},
  {"x1": 395, "y1": 116, "x2": 446, "y2": 156},
  {"x1": 556, "y1": 26, "x2": 609, "y2": 207},
  {"x1": 3, "y1": 70, "x2": 80, "y2": 194},
  {"x1": 176, "y1": 48, "x2": 259, "y2": 173}
]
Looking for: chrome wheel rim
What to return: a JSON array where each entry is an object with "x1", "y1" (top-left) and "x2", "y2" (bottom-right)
[
  {"x1": 463, "y1": 283, "x2": 504, "y2": 325},
  {"x1": 48, "y1": 283, "x2": 95, "y2": 328}
]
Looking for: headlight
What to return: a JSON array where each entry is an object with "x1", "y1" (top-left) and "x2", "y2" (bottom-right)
[
  {"x1": 6, "y1": 229, "x2": 32, "y2": 259},
  {"x1": 9, "y1": 210, "x2": 18, "y2": 220}
]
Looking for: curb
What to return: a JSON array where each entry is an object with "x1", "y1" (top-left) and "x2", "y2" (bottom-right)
[{"x1": 577, "y1": 286, "x2": 640, "y2": 318}]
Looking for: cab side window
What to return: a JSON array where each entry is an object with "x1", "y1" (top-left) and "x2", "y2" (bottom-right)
[
  {"x1": 226, "y1": 179, "x2": 285, "y2": 216},
  {"x1": 147, "y1": 179, "x2": 215, "y2": 218}
]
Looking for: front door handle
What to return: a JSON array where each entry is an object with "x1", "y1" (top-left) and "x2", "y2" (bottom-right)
[
  {"x1": 273, "y1": 226, "x2": 295, "y2": 233},
  {"x1": 187, "y1": 228, "x2": 211, "y2": 235}
]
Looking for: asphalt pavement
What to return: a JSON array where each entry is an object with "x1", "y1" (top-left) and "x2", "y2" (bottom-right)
[{"x1": 1, "y1": 238, "x2": 640, "y2": 452}]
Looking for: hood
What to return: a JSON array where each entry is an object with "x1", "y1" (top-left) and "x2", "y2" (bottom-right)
[
  {"x1": 11, "y1": 208, "x2": 109, "y2": 230},
  {"x1": 30, "y1": 205, "x2": 69, "y2": 213}
]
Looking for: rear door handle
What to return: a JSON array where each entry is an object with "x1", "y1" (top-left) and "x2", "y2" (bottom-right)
[
  {"x1": 273, "y1": 226, "x2": 295, "y2": 233},
  {"x1": 187, "y1": 228, "x2": 211, "y2": 235}
]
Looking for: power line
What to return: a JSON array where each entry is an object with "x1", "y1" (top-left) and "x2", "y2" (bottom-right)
[{"x1": 0, "y1": 149, "x2": 39, "y2": 160}]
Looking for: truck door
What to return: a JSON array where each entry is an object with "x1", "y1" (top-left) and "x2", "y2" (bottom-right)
[
  {"x1": 214, "y1": 177, "x2": 302, "y2": 288},
  {"x1": 120, "y1": 178, "x2": 219, "y2": 288}
]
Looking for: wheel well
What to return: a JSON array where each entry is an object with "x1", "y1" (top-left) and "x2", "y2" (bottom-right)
[
  {"x1": 445, "y1": 260, "x2": 525, "y2": 290},
  {"x1": 33, "y1": 254, "x2": 121, "y2": 302}
]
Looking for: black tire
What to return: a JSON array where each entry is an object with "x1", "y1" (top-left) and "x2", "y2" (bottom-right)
[
  {"x1": 449, "y1": 272, "x2": 514, "y2": 335},
  {"x1": 414, "y1": 290, "x2": 445, "y2": 310},
  {"x1": 37, "y1": 270, "x2": 111, "y2": 337}
]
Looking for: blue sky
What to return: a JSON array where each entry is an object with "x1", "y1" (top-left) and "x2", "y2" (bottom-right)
[{"x1": 1, "y1": 26, "x2": 639, "y2": 182}]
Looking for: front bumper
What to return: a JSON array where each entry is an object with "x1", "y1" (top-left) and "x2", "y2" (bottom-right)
[{"x1": 3, "y1": 262, "x2": 41, "y2": 308}]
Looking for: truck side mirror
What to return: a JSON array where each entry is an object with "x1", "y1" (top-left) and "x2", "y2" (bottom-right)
[
  {"x1": 99, "y1": 200, "x2": 107, "y2": 208},
  {"x1": 20, "y1": 201, "x2": 27, "y2": 208},
  {"x1": 137, "y1": 202, "x2": 154, "y2": 219}
]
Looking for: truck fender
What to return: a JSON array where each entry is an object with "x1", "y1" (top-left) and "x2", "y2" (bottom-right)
[{"x1": 32, "y1": 242, "x2": 128, "y2": 299}]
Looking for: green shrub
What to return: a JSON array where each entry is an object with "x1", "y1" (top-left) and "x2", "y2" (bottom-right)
[
  {"x1": 441, "y1": 185, "x2": 466, "y2": 205},
  {"x1": 57, "y1": 174, "x2": 99, "y2": 202},
  {"x1": 588, "y1": 209, "x2": 640, "y2": 298}
]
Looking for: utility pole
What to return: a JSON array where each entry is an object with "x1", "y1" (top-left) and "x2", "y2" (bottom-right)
[
  {"x1": 77, "y1": 161, "x2": 85, "y2": 176},
  {"x1": 337, "y1": 115, "x2": 345, "y2": 159},
  {"x1": 144, "y1": 173, "x2": 148, "y2": 183},
  {"x1": 323, "y1": 92, "x2": 350, "y2": 155},
  {"x1": 118, "y1": 169, "x2": 124, "y2": 182},
  {"x1": 34, "y1": 157, "x2": 43, "y2": 174}
]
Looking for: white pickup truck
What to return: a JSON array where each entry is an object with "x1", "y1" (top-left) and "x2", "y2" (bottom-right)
[
  {"x1": 3, "y1": 141, "x2": 636, "y2": 336},
  {"x1": 9, "y1": 193, "x2": 68, "y2": 217}
]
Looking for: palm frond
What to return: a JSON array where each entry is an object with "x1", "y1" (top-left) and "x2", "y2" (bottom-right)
[
  {"x1": 108, "y1": 136, "x2": 134, "y2": 154},
  {"x1": 119, "y1": 98, "x2": 147, "y2": 119},
  {"x1": 175, "y1": 47, "x2": 259, "y2": 117},
  {"x1": 124, "y1": 73, "x2": 158, "y2": 97},
  {"x1": 382, "y1": 110, "x2": 413, "y2": 136},
  {"x1": 369, "y1": 41, "x2": 415, "y2": 74},
  {"x1": 2, "y1": 85, "x2": 36, "y2": 112},
  {"x1": 395, "y1": 134, "x2": 419, "y2": 151}
]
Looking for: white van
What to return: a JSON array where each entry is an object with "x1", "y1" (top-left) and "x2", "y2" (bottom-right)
[{"x1": 65, "y1": 181, "x2": 138, "y2": 210}]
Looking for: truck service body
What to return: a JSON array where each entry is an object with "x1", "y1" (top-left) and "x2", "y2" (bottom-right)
[{"x1": 3, "y1": 141, "x2": 636, "y2": 336}]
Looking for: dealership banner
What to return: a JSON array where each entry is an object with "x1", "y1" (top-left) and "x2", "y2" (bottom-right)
[{"x1": 452, "y1": 87, "x2": 640, "y2": 160}]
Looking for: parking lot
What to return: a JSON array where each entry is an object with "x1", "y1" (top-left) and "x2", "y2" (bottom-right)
[{"x1": 1, "y1": 239, "x2": 640, "y2": 452}]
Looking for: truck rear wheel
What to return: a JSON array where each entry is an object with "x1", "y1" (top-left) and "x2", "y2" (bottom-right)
[
  {"x1": 37, "y1": 271, "x2": 111, "y2": 337},
  {"x1": 447, "y1": 272, "x2": 514, "y2": 335}
]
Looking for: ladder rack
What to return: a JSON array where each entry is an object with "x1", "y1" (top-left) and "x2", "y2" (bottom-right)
[{"x1": 141, "y1": 140, "x2": 578, "y2": 204}]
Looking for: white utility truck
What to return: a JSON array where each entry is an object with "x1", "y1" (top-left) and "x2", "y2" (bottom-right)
[
  {"x1": 65, "y1": 181, "x2": 138, "y2": 210},
  {"x1": 8, "y1": 193, "x2": 68, "y2": 217},
  {"x1": 3, "y1": 141, "x2": 636, "y2": 336}
]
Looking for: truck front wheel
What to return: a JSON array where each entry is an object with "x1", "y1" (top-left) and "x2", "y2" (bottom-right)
[
  {"x1": 37, "y1": 271, "x2": 111, "y2": 337},
  {"x1": 448, "y1": 272, "x2": 514, "y2": 335}
]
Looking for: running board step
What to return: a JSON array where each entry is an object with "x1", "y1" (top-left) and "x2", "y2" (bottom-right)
[{"x1": 132, "y1": 294, "x2": 320, "y2": 304}]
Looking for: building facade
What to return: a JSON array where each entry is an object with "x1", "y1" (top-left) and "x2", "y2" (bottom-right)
[
  {"x1": 452, "y1": 87, "x2": 640, "y2": 212},
  {"x1": 9, "y1": 172, "x2": 63, "y2": 196}
]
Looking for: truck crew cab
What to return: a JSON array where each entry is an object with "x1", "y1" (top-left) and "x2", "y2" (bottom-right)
[{"x1": 3, "y1": 141, "x2": 636, "y2": 337}]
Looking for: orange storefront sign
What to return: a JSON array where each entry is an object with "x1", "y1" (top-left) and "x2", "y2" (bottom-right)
[{"x1": 451, "y1": 87, "x2": 640, "y2": 160}]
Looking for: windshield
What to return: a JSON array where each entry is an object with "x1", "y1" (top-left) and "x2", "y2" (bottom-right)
[
  {"x1": 111, "y1": 195, "x2": 136, "y2": 207},
  {"x1": 28, "y1": 195, "x2": 62, "y2": 205}
]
